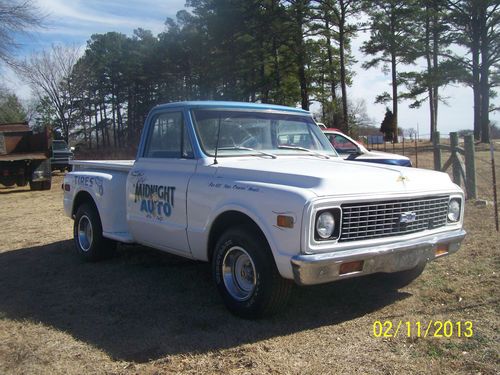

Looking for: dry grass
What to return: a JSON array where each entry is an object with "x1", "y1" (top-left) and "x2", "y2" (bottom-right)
[{"x1": 0, "y1": 160, "x2": 499, "y2": 374}]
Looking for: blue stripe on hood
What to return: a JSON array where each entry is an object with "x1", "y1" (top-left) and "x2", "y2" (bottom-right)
[{"x1": 352, "y1": 159, "x2": 413, "y2": 167}]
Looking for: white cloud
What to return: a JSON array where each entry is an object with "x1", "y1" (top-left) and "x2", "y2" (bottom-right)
[
  {"x1": 38, "y1": 0, "x2": 138, "y2": 27},
  {"x1": 34, "y1": 0, "x2": 188, "y2": 39},
  {"x1": 1, "y1": 66, "x2": 32, "y2": 100},
  {"x1": 38, "y1": 0, "x2": 164, "y2": 28}
]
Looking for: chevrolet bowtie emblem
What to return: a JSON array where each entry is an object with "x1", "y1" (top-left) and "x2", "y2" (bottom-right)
[
  {"x1": 400, "y1": 211, "x2": 417, "y2": 223},
  {"x1": 397, "y1": 175, "x2": 409, "y2": 183}
]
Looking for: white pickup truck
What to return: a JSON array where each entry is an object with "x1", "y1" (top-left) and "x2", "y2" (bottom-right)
[{"x1": 63, "y1": 101, "x2": 466, "y2": 318}]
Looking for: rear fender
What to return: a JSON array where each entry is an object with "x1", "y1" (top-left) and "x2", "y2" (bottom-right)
[{"x1": 67, "y1": 171, "x2": 129, "y2": 234}]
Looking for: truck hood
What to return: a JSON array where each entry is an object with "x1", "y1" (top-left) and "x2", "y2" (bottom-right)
[{"x1": 215, "y1": 156, "x2": 456, "y2": 197}]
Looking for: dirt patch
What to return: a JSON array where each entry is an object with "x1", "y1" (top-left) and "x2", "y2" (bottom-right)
[{"x1": 0, "y1": 169, "x2": 498, "y2": 374}]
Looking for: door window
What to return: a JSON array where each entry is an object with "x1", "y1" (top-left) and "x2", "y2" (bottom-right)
[{"x1": 145, "y1": 112, "x2": 193, "y2": 158}]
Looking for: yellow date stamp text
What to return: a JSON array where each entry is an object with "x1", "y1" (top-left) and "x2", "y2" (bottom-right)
[{"x1": 372, "y1": 320, "x2": 474, "y2": 338}]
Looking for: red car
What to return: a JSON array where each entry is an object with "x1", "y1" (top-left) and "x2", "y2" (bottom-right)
[{"x1": 322, "y1": 128, "x2": 412, "y2": 167}]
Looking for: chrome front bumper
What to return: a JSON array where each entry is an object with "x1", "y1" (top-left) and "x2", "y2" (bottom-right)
[{"x1": 291, "y1": 229, "x2": 466, "y2": 285}]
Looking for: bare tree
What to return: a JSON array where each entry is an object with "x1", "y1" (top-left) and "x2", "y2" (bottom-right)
[
  {"x1": 0, "y1": 0, "x2": 44, "y2": 67},
  {"x1": 405, "y1": 127, "x2": 417, "y2": 141},
  {"x1": 16, "y1": 45, "x2": 80, "y2": 142}
]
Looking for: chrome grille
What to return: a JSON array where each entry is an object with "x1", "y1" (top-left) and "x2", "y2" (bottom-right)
[{"x1": 340, "y1": 196, "x2": 449, "y2": 242}]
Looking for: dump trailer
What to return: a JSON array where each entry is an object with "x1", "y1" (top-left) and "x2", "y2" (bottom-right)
[{"x1": 0, "y1": 123, "x2": 52, "y2": 190}]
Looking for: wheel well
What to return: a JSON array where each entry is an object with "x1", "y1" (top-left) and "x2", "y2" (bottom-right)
[
  {"x1": 207, "y1": 211, "x2": 268, "y2": 262},
  {"x1": 72, "y1": 191, "x2": 96, "y2": 217}
]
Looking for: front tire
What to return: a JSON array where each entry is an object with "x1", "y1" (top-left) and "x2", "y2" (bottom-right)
[
  {"x1": 73, "y1": 202, "x2": 116, "y2": 261},
  {"x1": 29, "y1": 180, "x2": 44, "y2": 190},
  {"x1": 212, "y1": 226, "x2": 292, "y2": 318}
]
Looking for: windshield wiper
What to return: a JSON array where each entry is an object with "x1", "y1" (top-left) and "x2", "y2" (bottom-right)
[
  {"x1": 218, "y1": 146, "x2": 277, "y2": 159},
  {"x1": 277, "y1": 145, "x2": 330, "y2": 159}
]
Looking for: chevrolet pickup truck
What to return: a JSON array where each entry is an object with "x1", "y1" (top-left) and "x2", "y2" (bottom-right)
[{"x1": 63, "y1": 101, "x2": 466, "y2": 318}]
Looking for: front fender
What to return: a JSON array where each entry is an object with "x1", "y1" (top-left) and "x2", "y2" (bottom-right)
[{"x1": 188, "y1": 196, "x2": 307, "y2": 280}]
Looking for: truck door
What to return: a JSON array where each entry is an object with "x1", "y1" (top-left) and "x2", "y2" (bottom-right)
[{"x1": 126, "y1": 110, "x2": 196, "y2": 256}]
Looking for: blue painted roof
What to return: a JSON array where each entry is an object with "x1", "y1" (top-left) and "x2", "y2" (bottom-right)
[{"x1": 153, "y1": 101, "x2": 310, "y2": 114}]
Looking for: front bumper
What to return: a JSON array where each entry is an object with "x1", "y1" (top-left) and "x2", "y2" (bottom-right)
[
  {"x1": 51, "y1": 158, "x2": 72, "y2": 168},
  {"x1": 291, "y1": 229, "x2": 466, "y2": 285}
]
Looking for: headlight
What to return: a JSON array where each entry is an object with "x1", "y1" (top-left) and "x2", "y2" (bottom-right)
[
  {"x1": 316, "y1": 211, "x2": 335, "y2": 239},
  {"x1": 448, "y1": 198, "x2": 461, "y2": 222}
]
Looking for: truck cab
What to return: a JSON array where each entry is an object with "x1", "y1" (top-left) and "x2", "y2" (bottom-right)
[
  {"x1": 50, "y1": 139, "x2": 74, "y2": 171},
  {"x1": 63, "y1": 101, "x2": 465, "y2": 318}
]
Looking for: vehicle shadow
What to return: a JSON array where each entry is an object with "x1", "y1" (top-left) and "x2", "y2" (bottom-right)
[
  {"x1": 0, "y1": 241, "x2": 410, "y2": 362},
  {"x1": 0, "y1": 186, "x2": 30, "y2": 194}
]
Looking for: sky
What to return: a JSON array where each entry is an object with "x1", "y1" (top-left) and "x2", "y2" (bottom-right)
[{"x1": 3, "y1": 0, "x2": 499, "y2": 137}]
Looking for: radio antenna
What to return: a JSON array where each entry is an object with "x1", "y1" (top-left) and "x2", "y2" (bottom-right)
[{"x1": 213, "y1": 116, "x2": 222, "y2": 165}]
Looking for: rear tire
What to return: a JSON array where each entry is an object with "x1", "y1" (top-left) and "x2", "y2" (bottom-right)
[
  {"x1": 212, "y1": 226, "x2": 292, "y2": 318},
  {"x1": 16, "y1": 177, "x2": 27, "y2": 187},
  {"x1": 73, "y1": 202, "x2": 116, "y2": 261},
  {"x1": 0, "y1": 176, "x2": 16, "y2": 187}
]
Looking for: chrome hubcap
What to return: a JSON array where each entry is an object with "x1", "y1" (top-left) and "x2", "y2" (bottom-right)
[
  {"x1": 222, "y1": 246, "x2": 256, "y2": 301},
  {"x1": 78, "y1": 215, "x2": 93, "y2": 252}
]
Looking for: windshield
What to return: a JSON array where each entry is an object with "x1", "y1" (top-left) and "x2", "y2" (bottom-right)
[
  {"x1": 52, "y1": 141, "x2": 68, "y2": 150},
  {"x1": 191, "y1": 109, "x2": 337, "y2": 157}
]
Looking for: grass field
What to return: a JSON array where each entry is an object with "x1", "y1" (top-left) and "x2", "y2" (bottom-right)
[{"x1": 0, "y1": 151, "x2": 498, "y2": 374}]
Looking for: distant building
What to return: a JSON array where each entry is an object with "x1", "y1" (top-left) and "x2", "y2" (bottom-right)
[{"x1": 366, "y1": 135, "x2": 384, "y2": 144}]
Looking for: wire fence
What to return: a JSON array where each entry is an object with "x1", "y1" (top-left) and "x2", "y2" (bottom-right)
[{"x1": 75, "y1": 129, "x2": 499, "y2": 229}]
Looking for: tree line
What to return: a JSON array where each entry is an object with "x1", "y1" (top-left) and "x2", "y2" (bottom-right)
[{"x1": 2, "y1": 0, "x2": 499, "y2": 148}]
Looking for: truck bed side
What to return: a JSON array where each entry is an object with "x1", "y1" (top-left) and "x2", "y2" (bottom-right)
[
  {"x1": 65, "y1": 160, "x2": 135, "y2": 242},
  {"x1": 70, "y1": 160, "x2": 134, "y2": 172}
]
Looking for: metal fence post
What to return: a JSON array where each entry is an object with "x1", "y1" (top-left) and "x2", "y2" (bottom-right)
[
  {"x1": 450, "y1": 132, "x2": 461, "y2": 186},
  {"x1": 490, "y1": 135, "x2": 499, "y2": 231},
  {"x1": 415, "y1": 136, "x2": 418, "y2": 168},
  {"x1": 464, "y1": 134, "x2": 476, "y2": 199},
  {"x1": 433, "y1": 131, "x2": 441, "y2": 171}
]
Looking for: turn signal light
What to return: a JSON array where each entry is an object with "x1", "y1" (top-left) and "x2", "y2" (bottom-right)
[
  {"x1": 435, "y1": 244, "x2": 449, "y2": 257},
  {"x1": 63, "y1": 183, "x2": 71, "y2": 192},
  {"x1": 277, "y1": 215, "x2": 294, "y2": 228},
  {"x1": 339, "y1": 260, "x2": 364, "y2": 275}
]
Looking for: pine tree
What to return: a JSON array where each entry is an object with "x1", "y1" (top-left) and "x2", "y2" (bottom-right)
[
  {"x1": 0, "y1": 91, "x2": 27, "y2": 123},
  {"x1": 446, "y1": 0, "x2": 499, "y2": 143},
  {"x1": 380, "y1": 107, "x2": 395, "y2": 141},
  {"x1": 362, "y1": 0, "x2": 421, "y2": 143},
  {"x1": 399, "y1": 0, "x2": 457, "y2": 140}
]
